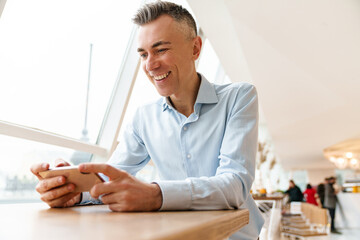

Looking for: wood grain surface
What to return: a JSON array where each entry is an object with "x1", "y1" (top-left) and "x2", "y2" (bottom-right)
[{"x1": 0, "y1": 203, "x2": 249, "y2": 240}]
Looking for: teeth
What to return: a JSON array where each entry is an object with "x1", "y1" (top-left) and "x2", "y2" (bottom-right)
[{"x1": 153, "y1": 72, "x2": 169, "y2": 80}]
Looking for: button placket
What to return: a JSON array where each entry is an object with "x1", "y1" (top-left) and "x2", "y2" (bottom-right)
[{"x1": 180, "y1": 122, "x2": 191, "y2": 177}]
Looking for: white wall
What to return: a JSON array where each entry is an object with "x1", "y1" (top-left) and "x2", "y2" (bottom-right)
[{"x1": 307, "y1": 169, "x2": 335, "y2": 186}]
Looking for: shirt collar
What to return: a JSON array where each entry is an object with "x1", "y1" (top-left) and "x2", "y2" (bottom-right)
[
  {"x1": 162, "y1": 97, "x2": 173, "y2": 111},
  {"x1": 195, "y1": 74, "x2": 218, "y2": 104},
  {"x1": 161, "y1": 73, "x2": 218, "y2": 112}
]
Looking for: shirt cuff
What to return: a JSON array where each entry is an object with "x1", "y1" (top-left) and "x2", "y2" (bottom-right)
[
  {"x1": 77, "y1": 192, "x2": 102, "y2": 205},
  {"x1": 154, "y1": 180, "x2": 192, "y2": 210}
]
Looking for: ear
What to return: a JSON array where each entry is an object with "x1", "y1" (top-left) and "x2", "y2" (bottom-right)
[{"x1": 192, "y1": 36, "x2": 202, "y2": 60}]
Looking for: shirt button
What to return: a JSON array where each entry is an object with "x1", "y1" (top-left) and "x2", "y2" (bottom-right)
[
  {"x1": 183, "y1": 126, "x2": 188, "y2": 131},
  {"x1": 187, "y1": 154, "x2": 191, "y2": 159}
]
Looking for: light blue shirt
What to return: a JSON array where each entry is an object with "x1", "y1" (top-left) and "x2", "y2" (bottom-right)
[{"x1": 83, "y1": 74, "x2": 264, "y2": 239}]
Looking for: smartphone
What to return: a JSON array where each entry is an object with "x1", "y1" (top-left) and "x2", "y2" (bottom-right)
[{"x1": 39, "y1": 166, "x2": 104, "y2": 192}]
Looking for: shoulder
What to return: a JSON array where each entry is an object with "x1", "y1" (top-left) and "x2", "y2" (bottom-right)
[
  {"x1": 214, "y1": 82, "x2": 257, "y2": 97},
  {"x1": 214, "y1": 82, "x2": 258, "y2": 110},
  {"x1": 130, "y1": 98, "x2": 163, "y2": 127},
  {"x1": 135, "y1": 98, "x2": 163, "y2": 114}
]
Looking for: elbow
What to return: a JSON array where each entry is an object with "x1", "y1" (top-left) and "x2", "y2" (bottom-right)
[{"x1": 225, "y1": 173, "x2": 252, "y2": 209}]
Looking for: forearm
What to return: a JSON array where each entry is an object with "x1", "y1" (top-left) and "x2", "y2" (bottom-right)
[{"x1": 155, "y1": 172, "x2": 250, "y2": 210}]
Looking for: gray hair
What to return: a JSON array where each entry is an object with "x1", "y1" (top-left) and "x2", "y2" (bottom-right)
[{"x1": 133, "y1": 1, "x2": 197, "y2": 39}]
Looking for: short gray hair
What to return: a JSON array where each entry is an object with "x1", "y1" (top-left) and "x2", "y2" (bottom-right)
[{"x1": 133, "y1": 1, "x2": 197, "y2": 39}]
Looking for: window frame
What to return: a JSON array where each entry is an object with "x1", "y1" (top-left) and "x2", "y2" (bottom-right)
[
  {"x1": 0, "y1": 0, "x2": 6, "y2": 18},
  {"x1": 0, "y1": 1, "x2": 142, "y2": 162}
]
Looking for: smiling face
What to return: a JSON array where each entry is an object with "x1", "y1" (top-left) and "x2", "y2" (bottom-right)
[{"x1": 137, "y1": 14, "x2": 201, "y2": 98}]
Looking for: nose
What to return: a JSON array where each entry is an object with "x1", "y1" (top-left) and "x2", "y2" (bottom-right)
[{"x1": 145, "y1": 54, "x2": 160, "y2": 72}]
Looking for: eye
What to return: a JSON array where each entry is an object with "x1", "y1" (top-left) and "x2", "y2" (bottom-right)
[
  {"x1": 157, "y1": 48, "x2": 168, "y2": 53},
  {"x1": 140, "y1": 52, "x2": 148, "y2": 59}
]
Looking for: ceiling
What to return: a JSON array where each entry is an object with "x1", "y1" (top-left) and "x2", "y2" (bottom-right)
[{"x1": 188, "y1": 0, "x2": 360, "y2": 170}]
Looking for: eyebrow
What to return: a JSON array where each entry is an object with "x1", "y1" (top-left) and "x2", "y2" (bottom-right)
[{"x1": 137, "y1": 41, "x2": 171, "y2": 52}]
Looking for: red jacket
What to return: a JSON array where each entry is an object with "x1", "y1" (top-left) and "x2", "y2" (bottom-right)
[{"x1": 303, "y1": 188, "x2": 318, "y2": 206}]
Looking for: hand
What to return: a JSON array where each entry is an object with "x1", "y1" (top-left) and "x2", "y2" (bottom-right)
[
  {"x1": 30, "y1": 159, "x2": 81, "y2": 208},
  {"x1": 79, "y1": 163, "x2": 162, "y2": 212}
]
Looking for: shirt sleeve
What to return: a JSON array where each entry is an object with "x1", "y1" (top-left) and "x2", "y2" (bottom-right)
[
  {"x1": 78, "y1": 192, "x2": 103, "y2": 205},
  {"x1": 107, "y1": 116, "x2": 151, "y2": 175},
  {"x1": 155, "y1": 84, "x2": 258, "y2": 210}
]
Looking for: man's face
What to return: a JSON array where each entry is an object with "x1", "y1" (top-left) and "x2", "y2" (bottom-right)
[{"x1": 137, "y1": 15, "x2": 201, "y2": 97}]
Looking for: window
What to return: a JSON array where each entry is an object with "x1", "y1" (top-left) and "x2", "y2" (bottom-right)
[
  {"x1": 0, "y1": 0, "x2": 141, "y2": 143},
  {"x1": 0, "y1": 134, "x2": 80, "y2": 203},
  {"x1": 0, "y1": 0, "x2": 141, "y2": 203}
]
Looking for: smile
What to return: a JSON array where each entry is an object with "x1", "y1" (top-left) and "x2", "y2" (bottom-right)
[{"x1": 153, "y1": 71, "x2": 170, "y2": 81}]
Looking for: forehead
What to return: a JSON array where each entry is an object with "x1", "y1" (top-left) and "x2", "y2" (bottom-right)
[{"x1": 137, "y1": 15, "x2": 186, "y2": 48}]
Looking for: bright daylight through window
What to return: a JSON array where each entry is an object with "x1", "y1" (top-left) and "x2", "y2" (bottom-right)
[{"x1": 0, "y1": 0, "x2": 141, "y2": 203}]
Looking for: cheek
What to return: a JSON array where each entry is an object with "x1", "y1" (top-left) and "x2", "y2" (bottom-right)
[
  {"x1": 141, "y1": 63, "x2": 151, "y2": 78},
  {"x1": 161, "y1": 54, "x2": 173, "y2": 66},
  {"x1": 172, "y1": 50, "x2": 193, "y2": 69},
  {"x1": 177, "y1": 57, "x2": 193, "y2": 72}
]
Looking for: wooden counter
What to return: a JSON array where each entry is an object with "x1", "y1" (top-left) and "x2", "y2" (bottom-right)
[
  {"x1": 0, "y1": 203, "x2": 249, "y2": 240},
  {"x1": 253, "y1": 195, "x2": 284, "y2": 201}
]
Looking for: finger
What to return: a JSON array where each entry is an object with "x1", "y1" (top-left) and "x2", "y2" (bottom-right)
[
  {"x1": 40, "y1": 183, "x2": 76, "y2": 202},
  {"x1": 99, "y1": 192, "x2": 115, "y2": 205},
  {"x1": 79, "y1": 163, "x2": 126, "y2": 180},
  {"x1": 108, "y1": 203, "x2": 127, "y2": 212},
  {"x1": 63, "y1": 193, "x2": 82, "y2": 207},
  {"x1": 55, "y1": 158, "x2": 70, "y2": 167},
  {"x1": 30, "y1": 163, "x2": 50, "y2": 180},
  {"x1": 48, "y1": 192, "x2": 79, "y2": 208},
  {"x1": 35, "y1": 176, "x2": 66, "y2": 194},
  {"x1": 90, "y1": 181, "x2": 120, "y2": 199},
  {"x1": 100, "y1": 191, "x2": 128, "y2": 205},
  {"x1": 108, "y1": 203, "x2": 136, "y2": 212}
]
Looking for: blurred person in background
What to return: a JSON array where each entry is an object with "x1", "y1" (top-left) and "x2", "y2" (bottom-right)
[
  {"x1": 285, "y1": 180, "x2": 303, "y2": 202},
  {"x1": 317, "y1": 178, "x2": 329, "y2": 208},
  {"x1": 324, "y1": 176, "x2": 341, "y2": 234},
  {"x1": 303, "y1": 183, "x2": 319, "y2": 206}
]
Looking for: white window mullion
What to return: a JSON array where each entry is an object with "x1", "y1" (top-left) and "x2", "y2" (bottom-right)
[
  {"x1": 0, "y1": 0, "x2": 6, "y2": 18},
  {"x1": 93, "y1": 27, "x2": 140, "y2": 162},
  {"x1": 0, "y1": 120, "x2": 108, "y2": 157}
]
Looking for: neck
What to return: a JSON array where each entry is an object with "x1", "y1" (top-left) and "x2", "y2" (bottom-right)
[{"x1": 169, "y1": 72, "x2": 200, "y2": 117}]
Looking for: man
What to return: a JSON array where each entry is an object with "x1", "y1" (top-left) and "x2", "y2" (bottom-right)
[
  {"x1": 317, "y1": 177, "x2": 329, "y2": 207},
  {"x1": 324, "y1": 176, "x2": 341, "y2": 234},
  {"x1": 31, "y1": 1, "x2": 264, "y2": 239},
  {"x1": 285, "y1": 180, "x2": 303, "y2": 202}
]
